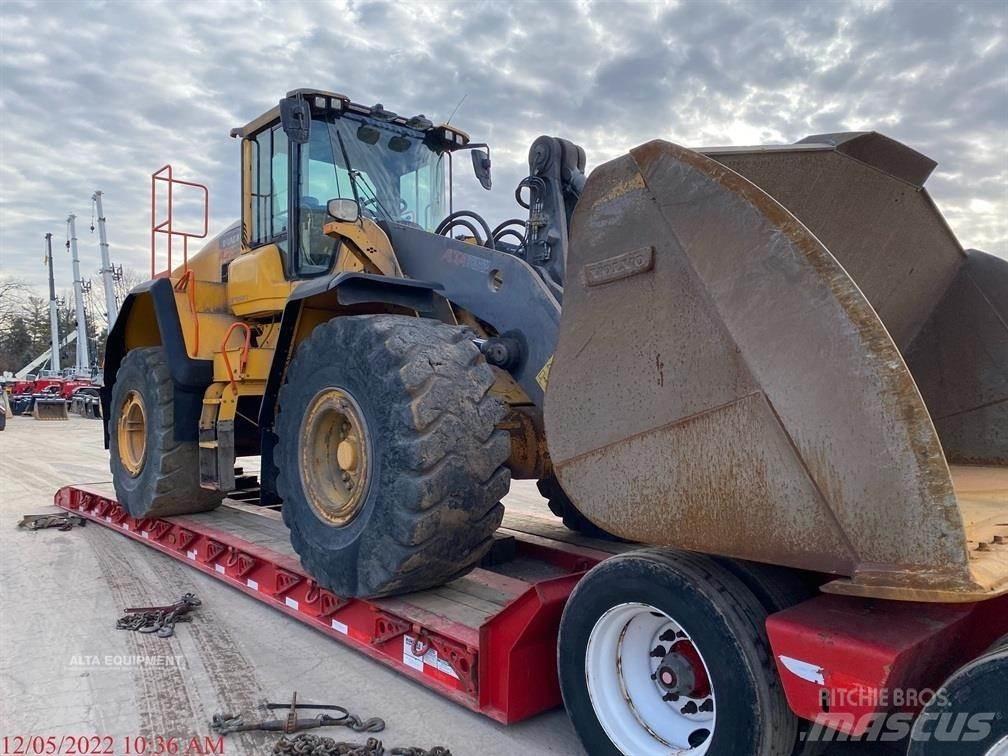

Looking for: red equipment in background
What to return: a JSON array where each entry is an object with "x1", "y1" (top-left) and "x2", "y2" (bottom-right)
[{"x1": 57, "y1": 377, "x2": 92, "y2": 400}]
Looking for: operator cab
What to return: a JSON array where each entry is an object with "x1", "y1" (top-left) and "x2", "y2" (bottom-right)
[
  {"x1": 230, "y1": 89, "x2": 487, "y2": 282},
  {"x1": 228, "y1": 88, "x2": 585, "y2": 318}
]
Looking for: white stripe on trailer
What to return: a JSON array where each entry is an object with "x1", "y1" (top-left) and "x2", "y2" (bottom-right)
[{"x1": 778, "y1": 655, "x2": 824, "y2": 684}]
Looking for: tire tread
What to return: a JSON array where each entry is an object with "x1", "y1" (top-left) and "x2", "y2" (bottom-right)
[
  {"x1": 275, "y1": 315, "x2": 510, "y2": 597},
  {"x1": 109, "y1": 347, "x2": 223, "y2": 518}
]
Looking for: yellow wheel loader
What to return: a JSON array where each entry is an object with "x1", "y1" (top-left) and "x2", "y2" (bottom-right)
[{"x1": 102, "y1": 89, "x2": 1007, "y2": 608}]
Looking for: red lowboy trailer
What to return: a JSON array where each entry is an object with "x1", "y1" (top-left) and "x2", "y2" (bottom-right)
[{"x1": 55, "y1": 484, "x2": 1007, "y2": 753}]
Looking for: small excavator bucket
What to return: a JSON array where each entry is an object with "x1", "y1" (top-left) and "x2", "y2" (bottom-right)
[
  {"x1": 545, "y1": 133, "x2": 1007, "y2": 602},
  {"x1": 33, "y1": 397, "x2": 69, "y2": 421}
]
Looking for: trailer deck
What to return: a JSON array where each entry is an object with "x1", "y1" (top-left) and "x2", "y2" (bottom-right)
[{"x1": 54, "y1": 482, "x2": 617, "y2": 724}]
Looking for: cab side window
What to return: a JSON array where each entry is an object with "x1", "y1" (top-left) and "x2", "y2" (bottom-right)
[
  {"x1": 295, "y1": 119, "x2": 342, "y2": 274},
  {"x1": 250, "y1": 125, "x2": 289, "y2": 246}
]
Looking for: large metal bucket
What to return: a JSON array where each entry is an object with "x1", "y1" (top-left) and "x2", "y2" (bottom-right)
[
  {"x1": 545, "y1": 133, "x2": 1007, "y2": 602},
  {"x1": 33, "y1": 397, "x2": 69, "y2": 421}
]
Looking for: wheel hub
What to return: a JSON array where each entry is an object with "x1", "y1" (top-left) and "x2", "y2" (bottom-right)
[
  {"x1": 336, "y1": 440, "x2": 359, "y2": 471},
  {"x1": 299, "y1": 387, "x2": 371, "y2": 527},
  {"x1": 117, "y1": 390, "x2": 147, "y2": 477},
  {"x1": 655, "y1": 649, "x2": 698, "y2": 696},
  {"x1": 585, "y1": 602, "x2": 716, "y2": 755}
]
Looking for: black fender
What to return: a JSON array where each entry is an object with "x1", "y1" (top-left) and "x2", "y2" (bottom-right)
[
  {"x1": 101, "y1": 278, "x2": 212, "y2": 446},
  {"x1": 380, "y1": 220, "x2": 561, "y2": 407},
  {"x1": 257, "y1": 271, "x2": 443, "y2": 506}
]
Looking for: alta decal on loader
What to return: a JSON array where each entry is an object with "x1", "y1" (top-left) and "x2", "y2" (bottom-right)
[{"x1": 102, "y1": 90, "x2": 1006, "y2": 603}]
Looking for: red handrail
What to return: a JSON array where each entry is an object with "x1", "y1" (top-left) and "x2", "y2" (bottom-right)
[
  {"x1": 151, "y1": 164, "x2": 209, "y2": 279},
  {"x1": 220, "y1": 322, "x2": 252, "y2": 392}
]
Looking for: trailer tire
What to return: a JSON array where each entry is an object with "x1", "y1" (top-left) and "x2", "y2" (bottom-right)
[
  {"x1": 109, "y1": 347, "x2": 224, "y2": 517},
  {"x1": 985, "y1": 633, "x2": 1008, "y2": 654},
  {"x1": 906, "y1": 646, "x2": 1008, "y2": 756},
  {"x1": 275, "y1": 315, "x2": 510, "y2": 598},
  {"x1": 558, "y1": 548, "x2": 798, "y2": 756},
  {"x1": 712, "y1": 558, "x2": 818, "y2": 615},
  {"x1": 538, "y1": 474, "x2": 623, "y2": 541}
]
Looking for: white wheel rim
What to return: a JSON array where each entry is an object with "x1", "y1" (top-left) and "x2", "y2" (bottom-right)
[{"x1": 585, "y1": 602, "x2": 716, "y2": 755}]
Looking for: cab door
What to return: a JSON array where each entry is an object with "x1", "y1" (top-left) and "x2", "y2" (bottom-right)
[{"x1": 227, "y1": 122, "x2": 294, "y2": 318}]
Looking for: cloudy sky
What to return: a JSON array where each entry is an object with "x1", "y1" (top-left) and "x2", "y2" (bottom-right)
[{"x1": 1, "y1": 0, "x2": 1005, "y2": 296}]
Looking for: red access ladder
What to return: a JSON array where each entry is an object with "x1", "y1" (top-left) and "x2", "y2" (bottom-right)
[{"x1": 150, "y1": 165, "x2": 209, "y2": 278}]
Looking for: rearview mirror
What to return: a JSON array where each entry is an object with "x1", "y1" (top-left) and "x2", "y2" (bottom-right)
[
  {"x1": 327, "y1": 198, "x2": 360, "y2": 223},
  {"x1": 471, "y1": 147, "x2": 492, "y2": 190},
  {"x1": 279, "y1": 96, "x2": 311, "y2": 144}
]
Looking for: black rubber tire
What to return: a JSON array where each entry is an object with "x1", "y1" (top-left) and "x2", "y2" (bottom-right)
[
  {"x1": 558, "y1": 548, "x2": 799, "y2": 756},
  {"x1": 712, "y1": 557, "x2": 818, "y2": 615},
  {"x1": 109, "y1": 347, "x2": 224, "y2": 518},
  {"x1": 906, "y1": 646, "x2": 1008, "y2": 756},
  {"x1": 711, "y1": 557, "x2": 825, "y2": 755},
  {"x1": 538, "y1": 474, "x2": 623, "y2": 541},
  {"x1": 985, "y1": 633, "x2": 1008, "y2": 654},
  {"x1": 275, "y1": 315, "x2": 511, "y2": 598}
]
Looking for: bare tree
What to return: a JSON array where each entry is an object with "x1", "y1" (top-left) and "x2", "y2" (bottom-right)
[
  {"x1": 0, "y1": 277, "x2": 31, "y2": 330},
  {"x1": 0, "y1": 267, "x2": 147, "y2": 374},
  {"x1": 116, "y1": 266, "x2": 147, "y2": 300},
  {"x1": 0, "y1": 284, "x2": 52, "y2": 374}
]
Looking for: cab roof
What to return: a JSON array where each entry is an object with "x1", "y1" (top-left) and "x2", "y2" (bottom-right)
[{"x1": 230, "y1": 88, "x2": 471, "y2": 147}]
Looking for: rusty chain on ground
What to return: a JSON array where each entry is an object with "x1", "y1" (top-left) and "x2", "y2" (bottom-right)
[
  {"x1": 18, "y1": 513, "x2": 87, "y2": 530},
  {"x1": 115, "y1": 592, "x2": 201, "y2": 638},
  {"x1": 271, "y1": 733, "x2": 451, "y2": 756},
  {"x1": 211, "y1": 708, "x2": 385, "y2": 737},
  {"x1": 212, "y1": 693, "x2": 450, "y2": 755},
  {"x1": 211, "y1": 692, "x2": 385, "y2": 737}
]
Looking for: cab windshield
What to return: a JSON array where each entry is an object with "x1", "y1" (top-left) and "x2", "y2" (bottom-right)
[{"x1": 297, "y1": 112, "x2": 446, "y2": 275}]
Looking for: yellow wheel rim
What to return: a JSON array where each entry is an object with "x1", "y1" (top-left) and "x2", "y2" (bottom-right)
[
  {"x1": 299, "y1": 387, "x2": 371, "y2": 527},
  {"x1": 117, "y1": 390, "x2": 147, "y2": 477}
]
